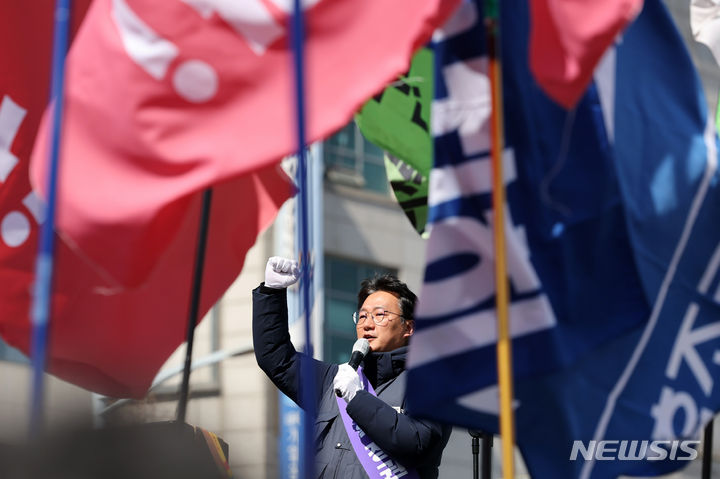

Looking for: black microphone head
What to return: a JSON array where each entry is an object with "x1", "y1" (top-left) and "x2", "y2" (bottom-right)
[
  {"x1": 347, "y1": 338, "x2": 370, "y2": 370},
  {"x1": 352, "y1": 338, "x2": 370, "y2": 356}
]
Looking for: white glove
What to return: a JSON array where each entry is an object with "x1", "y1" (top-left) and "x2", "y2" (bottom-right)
[
  {"x1": 264, "y1": 256, "x2": 300, "y2": 289},
  {"x1": 333, "y1": 363, "x2": 363, "y2": 403}
]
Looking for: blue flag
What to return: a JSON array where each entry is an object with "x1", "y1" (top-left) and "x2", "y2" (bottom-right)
[{"x1": 406, "y1": 0, "x2": 720, "y2": 477}]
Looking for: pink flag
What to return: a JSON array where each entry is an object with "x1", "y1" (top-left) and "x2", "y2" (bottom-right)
[
  {"x1": 529, "y1": 0, "x2": 642, "y2": 108},
  {"x1": 0, "y1": 0, "x2": 291, "y2": 397},
  {"x1": 30, "y1": 0, "x2": 461, "y2": 287}
]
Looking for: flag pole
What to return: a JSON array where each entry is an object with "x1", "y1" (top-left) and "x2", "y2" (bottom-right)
[
  {"x1": 484, "y1": 0, "x2": 516, "y2": 477},
  {"x1": 291, "y1": 1, "x2": 316, "y2": 478},
  {"x1": 30, "y1": 0, "x2": 73, "y2": 438},
  {"x1": 176, "y1": 188, "x2": 213, "y2": 423}
]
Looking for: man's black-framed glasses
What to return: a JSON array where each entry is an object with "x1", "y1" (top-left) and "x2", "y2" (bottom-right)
[{"x1": 353, "y1": 308, "x2": 403, "y2": 326}]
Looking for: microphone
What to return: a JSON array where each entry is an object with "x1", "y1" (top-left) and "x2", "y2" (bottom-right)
[
  {"x1": 335, "y1": 338, "x2": 369, "y2": 397},
  {"x1": 348, "y1": 338, "x2": 370, "y2": 370}
]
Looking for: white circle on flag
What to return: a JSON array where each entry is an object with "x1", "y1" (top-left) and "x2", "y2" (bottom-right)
[
  {"x1": 2, "y1": 211, "x2": 30, "y2": 247},
  {"x1": 172, "y1": 60, "x2": 218, "y2": 103}
]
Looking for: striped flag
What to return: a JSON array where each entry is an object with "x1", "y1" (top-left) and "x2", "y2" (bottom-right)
[{"x1": 406, "y1": 0, "x2": 720, "y2": 477}]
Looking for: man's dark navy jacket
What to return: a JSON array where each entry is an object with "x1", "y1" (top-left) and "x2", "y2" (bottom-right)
[{"x1": 253, "y1": 284, "x2": 451, "y2": 479}]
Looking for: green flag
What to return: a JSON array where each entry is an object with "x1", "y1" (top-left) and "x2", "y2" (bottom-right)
[
  {"x1": 384, "y1": 153, "x2": 429, "y2": 236},
  {"x1": 356, "y1": 48, "x2": 433, "y2": 234}
]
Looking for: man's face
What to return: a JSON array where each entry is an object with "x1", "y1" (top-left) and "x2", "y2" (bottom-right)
[{"x1": 355, "y1": 291, "x2": 414, "y2": 352}]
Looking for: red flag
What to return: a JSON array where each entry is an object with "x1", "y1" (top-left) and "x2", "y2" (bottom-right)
[
  {"x1": 0, "y1": 1, "x2": 291, "y2": 397},
  {"x1": 529, "y1": 0, "x2": 642, "y2": 108},
  {"x1": 30, "y1": 0, "x2": 461, "y2": 287}
]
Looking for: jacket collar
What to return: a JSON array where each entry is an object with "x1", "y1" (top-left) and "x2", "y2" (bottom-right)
[{"x1": 361, "y1": 346, "x2": 407, "y2": 387}]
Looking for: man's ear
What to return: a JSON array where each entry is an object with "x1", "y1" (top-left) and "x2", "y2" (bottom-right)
[{"x1": 404, "y1": 319, "x2": 415, "y2": 338}]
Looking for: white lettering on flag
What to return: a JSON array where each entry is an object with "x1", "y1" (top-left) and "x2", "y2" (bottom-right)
[
  {"x1": 650, "y1": 386, "x2": 710, "y2": 439},
  {"x1": 428, "y1": 152, "x2": 516, "y2": 207},
  {"x1": 113, "y1": 0, "x2": 218, "y2": 102},
  {"x1": 411, "y1": 293, "x2": 554, "y2": 368},
  {"x1": 0, "y1": 95, "x2": 41, "y2": 249},
  {"x1": 457, "y1": 385, "x2": 520, "y2": 415},
  {"x1": 594, "y1": 46, "x2": 616, "y2": 144},
  {"x1": 22, "y1": 192, "x2": 46, "y2": 225},
  {"x1": 179, "y1": 0, "x2": 321, "y2": 56},
  {"x1": 419, "y1": 210, "x2": 548, "y2": 316},
  {"x1": 1, "y1": 212, "x2": 30, "y2": 248},
  {"x1": 112, "y1": 0, "x2": 179, "y2": 80},
  {"x1": 0, "y1": 95, "x2": 25, "y2": 182},
  {"x1": 665, "y1": 304, "x2": 720, "y2": 396},
  {"x1": 665, "y1": 238, "x2": 720, "y2": 396},
  {"x1": 412, "y1": 146, "x2": 555, "y2": 368},
  {"x1": 583, "y1": 117, "x2": 719, "y2": 479},
  {"x1": 432, "y1": 58, "x2": 491, "y2": 156},
  {"x1": 180, "y1": 0, "x2": 284, "y2": 55}
]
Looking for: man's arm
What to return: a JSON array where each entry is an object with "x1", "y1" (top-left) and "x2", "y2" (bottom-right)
[
  {"x1": 252, "y1": 284, "x2": 299, "y2": 399},
  {"x1": 346, "y1": 391, "x2": 451, "y2": 466},
  {"x1": 252, "y1": 257, "x2": 334, "y2": 409}
]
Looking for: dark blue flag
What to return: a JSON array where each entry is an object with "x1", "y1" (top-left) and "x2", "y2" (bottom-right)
[{"x1": 406, "y1": 0, "x2": 720, "y2": 477}]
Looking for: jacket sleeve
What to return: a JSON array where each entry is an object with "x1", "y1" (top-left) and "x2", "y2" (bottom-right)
[
  {"x1": 345, "y1": 390, "x2": 451, "y2": 467},
  {"x1": 252, "y1": 284, "x2": 335, "y2": 410}
]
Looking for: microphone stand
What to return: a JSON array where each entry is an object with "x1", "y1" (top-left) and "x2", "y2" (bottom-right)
[{"x1": 469, "y1": 430, "x2": 492, "y2": 479}]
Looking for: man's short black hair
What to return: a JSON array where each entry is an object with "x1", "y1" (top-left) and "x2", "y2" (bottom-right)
[{"x1": 357, "y1": 273, "x2": 417, "y2": 322}]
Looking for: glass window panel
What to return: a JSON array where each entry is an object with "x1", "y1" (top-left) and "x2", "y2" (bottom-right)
[
  {"x1": 325, "y1": 298, "x2": 355, "y2": 333},
  {"x1": 363, "y1": 137, "x2": 384, "y2": 159},
  {"x1": 327, "y1": 258, "x2": 361, "y2": 295},
  {"x1": 323, "y1": 121, "x2": 395, "y2": 195},
  {"x1": 363, "y1": 160, "x2": 389, "y2": 194},
  {"x1": 324, "y1": 148, "x2": 356, "y2": 170},
  {"x1": 326, "y1": 335, "x2": 356, "y2": 365},
  {"x1": 326, "y1": 123, "x2": 356, "y2": 150},
  {"x1": 323, "y1": 257, "x2": 396, "y2": 362}
]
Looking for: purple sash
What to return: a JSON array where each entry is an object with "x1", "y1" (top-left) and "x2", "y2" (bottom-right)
[{"x1": 336, "y1": 367, "x2": 420, "y2": 479}]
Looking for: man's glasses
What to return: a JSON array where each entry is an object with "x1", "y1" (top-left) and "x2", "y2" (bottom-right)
[{"x1": 352, "y1": 308, "x2": 403, "y2": 327}]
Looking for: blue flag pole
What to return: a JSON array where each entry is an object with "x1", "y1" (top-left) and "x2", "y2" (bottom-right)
[
  {"x1": 291, "y1": 1, "x2": 316, "y2": 478},
  {"x1": 30, "y1": 0, "x2": 73, "y2": 438}
]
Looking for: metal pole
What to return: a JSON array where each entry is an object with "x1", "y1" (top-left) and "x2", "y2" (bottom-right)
[
  {"x1": 176, "y1": 188, "x2": 213, "y2": 423},
  {"x1": 702, "y1": 419, "x2": 714, "y2": 479},
  {"x1": 470, "y1": 430, "x2": 493, "y2": 479},
  {"x1": 482, "y1": 432, "x2": 492, "y2": 479},
  {"x1": 470, "y1": 431, "x2": 480, "y2": 479},
  {"x1": 290, "y1": 2, "x2": 316, "y2": 478},
  {"x1": 30, "y1": 0, "x2": 73, "y2": 438}
]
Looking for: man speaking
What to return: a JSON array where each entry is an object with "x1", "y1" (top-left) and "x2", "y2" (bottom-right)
[{"x1": 253, "y1": 257, "x2": 451, "y2": 478}]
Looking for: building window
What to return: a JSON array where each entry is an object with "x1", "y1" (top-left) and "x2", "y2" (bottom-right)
[
  {"x1": 324, "y1": 122, "x2": 389, "y2": 195},
  {"x1": 323, "y1": 256, "x2": 394, "y2": 364},
  {"x1": 0, "y1": 338, "x2": 28, "y2": 364}
]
